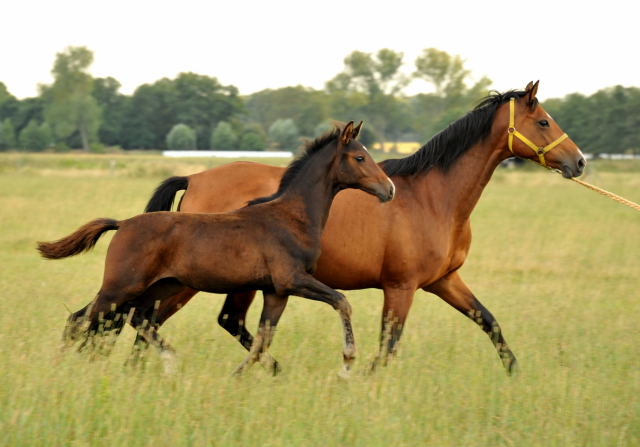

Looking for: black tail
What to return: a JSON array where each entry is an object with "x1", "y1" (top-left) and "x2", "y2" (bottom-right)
[{"x1": 144, "y1": 176, "x2": 189, "y2": 212}]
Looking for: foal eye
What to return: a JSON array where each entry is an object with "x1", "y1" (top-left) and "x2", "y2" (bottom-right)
[
  {"x1": 354, "y1": 156, "x2": 365, "y2": 162},
  {"x1": 538, "y1": 119, "x2": 549, "y2": 127}
]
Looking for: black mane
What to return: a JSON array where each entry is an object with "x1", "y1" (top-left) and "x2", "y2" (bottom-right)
[
  {"x1": 381, "y1": 89, "x2": 530, "y2": 177},
  {"x1": 246, "y1": 127, "x2": 341, "y2": 206}
]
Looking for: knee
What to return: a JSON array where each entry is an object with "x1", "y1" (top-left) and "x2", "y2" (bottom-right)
[{"x1": 335, "y1": 295, "x2": 351, "y2": 316}]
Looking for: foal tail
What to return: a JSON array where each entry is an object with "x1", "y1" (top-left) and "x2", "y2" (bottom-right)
[
  {"x1": 144, "y1": 176, "x2": 189, "y2": 212},
  {"x1": 37, "y1": 218, "x2": 119, "y2": 259}
]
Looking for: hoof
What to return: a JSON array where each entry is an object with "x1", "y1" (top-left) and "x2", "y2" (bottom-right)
[
  {"x1": 271, "y1": 360, "x2": 282, "y2": 376},
  {"x1": 259, "y1": 353, "x2": 282, "y2": 376},
  {"x1": 337, "y1": 365, "x2": 351, "y2": 380},
  {"x1": 505, "y1": 357, "x2": 519, "y2": 376},
  {"x1": 160, "y1": 351, "x2": 177, "y2": 375}
]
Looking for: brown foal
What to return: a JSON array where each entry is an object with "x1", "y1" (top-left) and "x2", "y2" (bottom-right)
[
  {"x1": 140, "y1": 82, "x2": 586, "y2": 374},
  {"x1": 38, "y1": 122, "x2": 395, "y2": 374}
]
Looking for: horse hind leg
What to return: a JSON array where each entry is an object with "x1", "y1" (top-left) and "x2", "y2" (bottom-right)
[
  {"x1": 232, "y1": 292, "x2": 288, "y2": 376},
  {"x1": 218, "y1": 290, "x2": 281, "y2": 375},
  {"x1": 122, "y1": 278, "x2": 189, "y2": 372}
]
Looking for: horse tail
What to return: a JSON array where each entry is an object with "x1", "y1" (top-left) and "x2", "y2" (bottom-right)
[
  {"x1": 37, "y1": 218, "x2": 120, "y2": 259},
  {"x1": 144, "y1": 176, "x2": 189, "y2": 212}
]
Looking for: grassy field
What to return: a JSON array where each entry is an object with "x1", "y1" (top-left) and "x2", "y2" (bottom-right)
[{"x1": 1, "y1": 153, "x2": 638, "y2": 446}]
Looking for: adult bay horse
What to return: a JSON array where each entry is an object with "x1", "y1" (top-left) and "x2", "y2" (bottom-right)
[
  {"x1": 143, "y1": 81, "x2": 586, "y2": 374},
  {"x1": 38, "y1": 122, "x2": 395, "y2": 374}
]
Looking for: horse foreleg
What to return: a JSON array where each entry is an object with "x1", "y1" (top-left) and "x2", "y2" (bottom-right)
[
  {"x1": 371, "y1": 285, "x2": 416, "y2": 370},
  {"x1": 427, "y1": 271, "x2": 517, "y2": 375},
  {"x1": 218, "y1": 290, "x2": 281, "y2": 374},
  {"x1": 232, "y1": 292, "x2": 288, "y2": 376},
  {"x1": 287, "y1": 274, "x2": 356, "y2": 376}
]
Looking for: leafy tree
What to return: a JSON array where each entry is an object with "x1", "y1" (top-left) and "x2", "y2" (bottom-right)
[
  {"x1": 268, "y1": 118, "x2": 299, "y2": 150},
  {"x1": 19, "y1": 120, "x2": 52, "y2": 151},
  {"x1": 210, "y1": 121, "x2": 237, "y2": 149},
  {"x1": 166, "y1": 123, "x2": 196, "y2": 150},
  {"x1": 43, "y1": 46, "x2": 102, "y2": 151},
  {"x1": 12, "y1": 97, "x2": 45, "y2": 136},
  {"x1": 121, "y1": 79, "x2": 174, "y2": 149},
  {"x1": 121, "y1": 73, "x2": 242, "y2": 149},
  {"x1": 326, "y1": 49, "x2": 409, "y2": 148},
  {"x1": 0, "y1": 118, "x2": 16, "y2": 150},
  {"x1": 238, "y1": 122, "x2": 266, "y2": 150},
  {"x1": 173, "y1": 72, "x2": 243, "y2": 149},
  {"x1": 0, "y1": 82, "x2": 18, "y2": 124},
  {"x1": 544, "y1": 86, "x2": 640, "y2": 154},
  {"x1": 92, "y1": 77, "x2": 128, "y2": 147},
  {"x1": 411, "y1": 48, "x2": 492, "y2": 141},
  {"x1": 245, "y1": 86, "x2": 330, "y2": 137}
]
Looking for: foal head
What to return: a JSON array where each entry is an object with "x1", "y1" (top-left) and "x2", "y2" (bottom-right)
[
  {"x1": 331, "y1": 121, "x2": 395, "y2": 202},
  {"x1": 500, "y1": 81, "x2": 586, "y2": 178}
]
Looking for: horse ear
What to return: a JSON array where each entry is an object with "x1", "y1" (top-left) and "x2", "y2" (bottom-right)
[
  {"x1": 340, "y1": 121, "x2": 355, "y2": 147},
  {"x1": 525, "y1": 81, "x2": 534, "y2": 91},
  {"x1": 526, "y1": 80, "x2": 539, "y2": 109},
  {"x1": 352, "y1": 121, "x2": 364, "y2": 140}
]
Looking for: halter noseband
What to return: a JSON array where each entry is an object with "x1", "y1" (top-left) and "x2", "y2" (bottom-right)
[{"x1": 507, "y1": 98, "x2": 568, "y2": 166}]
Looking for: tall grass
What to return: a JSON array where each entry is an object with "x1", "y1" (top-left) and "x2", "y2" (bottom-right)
[{"x1": 0, "y1": 154, "x2": 638, "y2": 446}]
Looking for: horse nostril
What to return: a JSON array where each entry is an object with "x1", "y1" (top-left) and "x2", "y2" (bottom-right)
[{"x1": 577, "y1": 157, "x2": 586, "y2": 173}]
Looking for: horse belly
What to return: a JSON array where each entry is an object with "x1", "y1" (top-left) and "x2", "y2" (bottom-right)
[{"x1": 178, "y1": 251, "x2": 270, "y2": 294}]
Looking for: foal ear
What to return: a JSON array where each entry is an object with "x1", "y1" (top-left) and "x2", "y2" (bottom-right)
[
  {"x1": 352, "y1": 121, "x2": 364, "y2": 139},
  {"x1": 526, "y1": 80, "x2": 539, "y2": 109},
  {"x1": 340, "y1": 121, "x2": 355, "y2": 146}
]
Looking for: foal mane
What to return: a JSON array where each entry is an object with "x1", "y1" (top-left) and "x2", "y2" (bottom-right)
[
  {"x1": 246, "y1": 127, "x2": 342, "y2": 206},
  {"x1": 381, "y1": 89, "x2": 531, "y2": 176}
]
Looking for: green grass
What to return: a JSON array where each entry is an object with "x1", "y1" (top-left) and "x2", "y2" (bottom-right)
[{"x1": 0, "y1": 153, "x2": 639, "y2": 446}]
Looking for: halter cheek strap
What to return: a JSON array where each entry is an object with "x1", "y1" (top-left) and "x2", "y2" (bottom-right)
[{"x1": 507, "y1": 98, "x2": 568, "y2": 166}]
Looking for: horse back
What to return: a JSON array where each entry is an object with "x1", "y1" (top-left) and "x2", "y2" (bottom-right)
[{"x1": 182, "y1": 162, "x2": 283, "y2": 213}]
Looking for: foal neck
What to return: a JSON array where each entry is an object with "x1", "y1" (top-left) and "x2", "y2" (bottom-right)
[{"x1": 276, "y1": 147, "x2": 341, "y2": 236}]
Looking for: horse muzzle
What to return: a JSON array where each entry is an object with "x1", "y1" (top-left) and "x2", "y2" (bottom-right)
[{"x1": 561, "y1": 155, "x2": 586, "y2": 178}]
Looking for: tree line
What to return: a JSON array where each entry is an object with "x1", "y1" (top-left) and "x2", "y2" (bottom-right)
[{"x1": 0, "y1": 46, "x2": 638, "y2": 154}]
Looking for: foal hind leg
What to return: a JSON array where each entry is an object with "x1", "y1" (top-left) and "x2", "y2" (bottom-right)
[
  {"x1": 219, "y1": 290, "x2": 281, "y2": 374},
  {"x1": 122, "y1": 279, "x2": 188, "y2": 368},
  {"x1": 129, "y1": 312, "x2": 177, "y2": 374},
  {"x1": 427, "y1": 271, "x2": 517, "y2": 375},
  {"x1": 232, "y1": 292, "x2": 288, "y2": 376}
]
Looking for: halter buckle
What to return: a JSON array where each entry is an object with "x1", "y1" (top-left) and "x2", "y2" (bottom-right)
[
  {"x1": 537, "y1": 148, "x2": 544, "y2": 155},
  {"x1": 507, "y1": 127, "x2": 515, "y2": 134}
]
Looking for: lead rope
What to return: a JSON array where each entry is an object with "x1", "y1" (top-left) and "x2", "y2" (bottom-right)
[{"x1": 528, "y1": 159, "x2": 640, "y2": 212}]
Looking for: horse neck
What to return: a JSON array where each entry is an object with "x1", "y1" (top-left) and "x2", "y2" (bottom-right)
[
  {"x1": 426, "y1": 131, "x2": 508, "y2": 224},
  {"x1": 277, "y1": 151, "x2": 339, "y2": 238}
]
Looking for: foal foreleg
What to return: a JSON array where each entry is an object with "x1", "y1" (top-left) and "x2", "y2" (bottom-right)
[
  {"x1": 287, "y1": 274, "x2": 356, "y2": 376},
  {"x1": 232, "y1": 292, "x2": 288, "y2": 376},
  {"x1": 427, "y1": 272, "x2": 517, "y2": 375}
]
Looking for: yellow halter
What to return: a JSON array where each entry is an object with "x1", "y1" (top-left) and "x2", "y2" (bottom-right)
[{"x1": 507, "y1": 98, "x2": 568, "y2": 166}]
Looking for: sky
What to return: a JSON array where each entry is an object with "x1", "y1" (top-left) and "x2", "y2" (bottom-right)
[{"x1": 2, "y1": 0, "x2": 638, "y2": 101}]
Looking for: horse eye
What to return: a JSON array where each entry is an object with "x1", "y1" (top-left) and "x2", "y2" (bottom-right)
[
  {"x1": 354, "y1": 156, "x2": 365, "y2": 162},
  {"x1": 538, "y1": 119, "x2": 549, "y2": 127}
]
